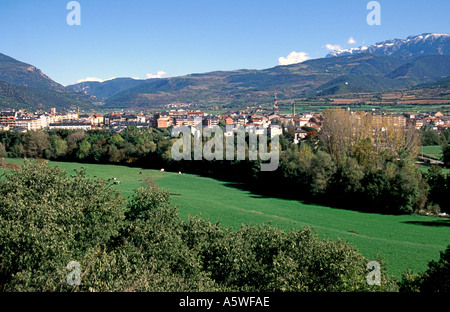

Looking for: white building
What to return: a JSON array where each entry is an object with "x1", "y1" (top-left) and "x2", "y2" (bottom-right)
[
  {"x1": 39, "y1": 114, "x2": 50, "y2": 129},
  {"x1": 15, "y1": 117, "x2": 41, "y2": 131},
  {"x1": 49, "y1": 121, "x2": 92, "y2": 131},
  {"x1": 245, "y1": 125, "x2": 267, "y2": 136},
  {"x1": 268, "y1": 125, "x2": 283, "y2": 138}
]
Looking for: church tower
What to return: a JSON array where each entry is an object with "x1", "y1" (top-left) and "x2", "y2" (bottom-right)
[{"x1": 273, "y1": 93, "x2": 279, "y2": 114}]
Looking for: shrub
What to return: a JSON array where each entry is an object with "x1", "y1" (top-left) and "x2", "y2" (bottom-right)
[
  {"x1": 0, "y1": 160, "x2": 124, "y2": 291},
  {"x1": 400, "y1": 245, "x2": 450, "y2": 292}
]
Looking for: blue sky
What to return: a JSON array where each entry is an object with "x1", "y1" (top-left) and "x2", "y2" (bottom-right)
[{"x1": 0, "y1": 0, "x2": 449, "y2": 86}]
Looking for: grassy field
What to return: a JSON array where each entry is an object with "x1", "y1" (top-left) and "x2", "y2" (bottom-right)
[
  {"x1": 420, "y1": 145, "x2": 443, "y2": 160},
  {"x1": 2, "y1": 158, "x2": 449, "y2": 278},
  {"x1": 418, "y1": 164, "x2": 450, "y2": 175}
]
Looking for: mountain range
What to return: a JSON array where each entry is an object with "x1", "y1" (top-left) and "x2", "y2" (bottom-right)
[
  {"x1": 71, "y1": 33, "x2": 450, "y2": 109},
  {"x1": 97, "y1": 54, "x2": 450, "y2": 108},
  {"x1": 0, "y1": 33, "x2": 449, "y2": 111},
  {"x1": 326, "y1": 33, "x2": 450, "y2": 59}
]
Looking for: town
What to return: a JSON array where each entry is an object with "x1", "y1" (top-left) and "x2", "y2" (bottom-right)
[{"x1": 1, "y1": 97, "x2": 449, "y2": 145}]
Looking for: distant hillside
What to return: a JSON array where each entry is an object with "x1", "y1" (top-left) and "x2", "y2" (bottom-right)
[
  {"x1": 418, "y1": 76, "x2": 450, "y2": 89},
  {"x1": 317, "y1": 55, "x2": 450, "y2": 96},
  {"x1": 66, "y1": 78, "x2": 145, "y2": 99},
  {"x1": 65, "y1": 53, "x2": 408, "y2": 108},
  {"x1": 0, "y1": 53, "x2": 98, "y2": 112},
  {"x1": 387, "y1": 55, "x2": 450, "y2": 83},
  {"x1": 0, "y1": 53, "x2": 64, "y2": 91},
  {"x1": 314, "y1": 75, "x2": 409, "y2": 96},
  {"x1": 103, "y1": 53, "x2": 450, "y2": 108},
  {"x1": 0, "y1": 80, "x2": 95, "y2": 112}
]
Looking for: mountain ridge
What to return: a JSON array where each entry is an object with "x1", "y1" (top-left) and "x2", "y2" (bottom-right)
[
  {"x1": 327, "y1": 33, "x2": 450, "y2": 59},
  {"x1": 103, "y1": 54, "x2": 450, "y2": 108},
  {"x1": 0, "y1": 53, "x2": 98, "y2": 111},
  {"x1": 0, "y1": 53, "x2": 65, "y2": 92},
  {"x1": 66, "y1": 77, "x2": 146, "y2": 100},
  {"x1": 0, "y1": 80, "x2": 95, "y2": 112}
]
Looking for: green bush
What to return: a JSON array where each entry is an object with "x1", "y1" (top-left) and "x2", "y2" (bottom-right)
[
  {"x1": 0, "y1": 160, "x2": 124, "y2": 291},
  {"x1": 400, "y1": 245, "x2": 450, "y2": 292},
  {"x1": 184, "y1": 218, "x2": 397, "y2": 292}
]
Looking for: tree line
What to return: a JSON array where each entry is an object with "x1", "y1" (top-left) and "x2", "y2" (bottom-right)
[{"x1": 0, "y1": 108, "x2": 449, "y2": 214}]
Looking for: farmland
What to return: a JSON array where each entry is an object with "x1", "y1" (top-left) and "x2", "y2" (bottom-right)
[
  {"x1": 2, "y1": 158, "x2": 449, "y2": 278},
  {"x1": 270, "y1": 86, "x2": 450, "y2": 115}
]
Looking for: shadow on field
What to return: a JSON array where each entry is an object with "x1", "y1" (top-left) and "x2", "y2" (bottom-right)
[
  {"x1": 221, "y1": 180, "x2": 427, "y2": 216},
  {"x1": 402, "y1": 220, "x2": 450, "y2": 227},
  {"x1": 223, "y1": 182, "x2": 302, "y2": 201}
]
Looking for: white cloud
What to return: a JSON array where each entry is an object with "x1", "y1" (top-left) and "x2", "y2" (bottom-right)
[
  {"x1": 348, "y1": 37, "x2": 356, "y2": 45},
  {"x1": 145, "y1": 71, "x2": 169, "y2": 79},
  {"x1": 278, "y1": 51, "x2": 310, "y2": 66},
  {"x1": 325, "y1": 44, "x2": 342, "y2": 51}
]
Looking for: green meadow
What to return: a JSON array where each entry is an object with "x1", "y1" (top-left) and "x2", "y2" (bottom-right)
[
  {"x1": 2, "y1": 158, "x2": 449, "y2": 278},
  {"x1": 421, "y1": 145, "x2": 444, "y2": 160}
]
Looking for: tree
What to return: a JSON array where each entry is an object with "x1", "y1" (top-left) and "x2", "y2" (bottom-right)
[
  {"x1": 320, "y1": 109, "x2": 419, "y2": 165},
  {"x1": 0, "y1": 142, "x2": 7, "y2": 158},
  {"x1": 443, "y1": 145, "x2": 450, "y2": 167},
  {"x1": 107, "y1": 144, "x2": 125, "y2": 163},
  {"x1": 352, "y1": 138, "x2": 376, "y2": 168},
  {"x1": 425, "y1": 165, "x2": 450, "y2": 213},
  {"x1": 77, "y1": 140, "x2": 91, "y2": 160},
  {"x1": 374, "y1": 118, "x2": 419, "y2": 160},
  {"x1": 23, "y1": 130, "x2": 50, "y2": 158},
  {"x1": 110, "y1": 134, "x2": 125, "y2": 147},
  {"x1": 49, "y1": 135, "x2": 68, "y2": 159},
  {"x1": 189, "y1": 221, "x2": 397, "y2": 292},
  {"x1": 327, "y1": 156, "x2": 364, "y2": 207},
  {"x1": 309, "y1": 151, "x2": 337, "y2": 197},
  {"x1": 125, "y1": 178, "x2": 171, "y2": 221},
  {"x1": 421, "y1": 129, "x2": 441, "y2": 146},
  {"x1": 387, "y1": 161, "x2": 426, "y2": 214},
  {"x1": 298, "y1": 143, "x2": 314, "y2": 167},
  {"x1": 320, "y1": 108, "x2": 356, "y2": 161},
  {"x1": 66, "y1": 131, "x2": 85, "y2": 156},
  {"x1": 66, "y1": 131, "x2": 85, "y2": 146},
  {"x1": 362, "y1": 160, "x2": 426, "y2": 214}
]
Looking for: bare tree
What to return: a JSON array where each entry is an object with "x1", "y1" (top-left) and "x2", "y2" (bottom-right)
[{"x1": 320, "y1": 108, "x2": 419, "y2": 165}]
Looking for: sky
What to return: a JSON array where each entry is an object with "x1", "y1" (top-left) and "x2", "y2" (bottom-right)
[{"x1": 0, "y1": 0, "x2": 449, "y2": 86}]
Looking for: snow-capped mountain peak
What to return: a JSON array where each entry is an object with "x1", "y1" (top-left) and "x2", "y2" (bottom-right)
[{"x1": 327, "y1": 33, "x2": 450, "y2": 59}]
